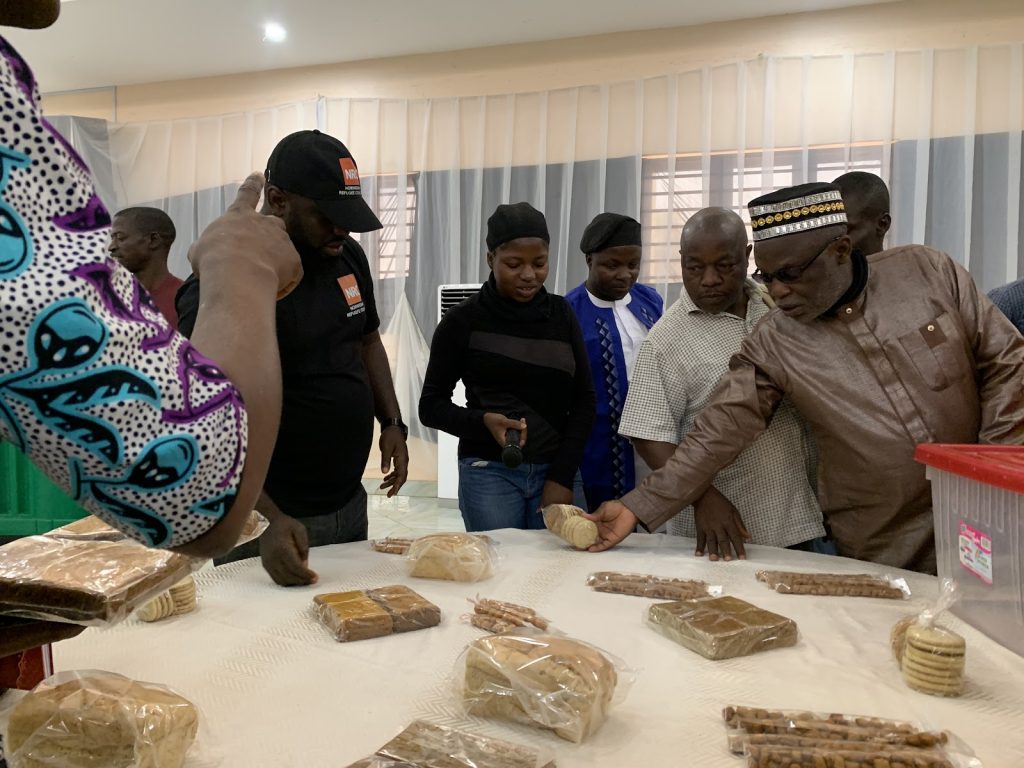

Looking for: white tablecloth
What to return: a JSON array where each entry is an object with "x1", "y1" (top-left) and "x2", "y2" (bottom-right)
[{"x1": 48, "y1": 531, "x2": 1024, "y2": 767}]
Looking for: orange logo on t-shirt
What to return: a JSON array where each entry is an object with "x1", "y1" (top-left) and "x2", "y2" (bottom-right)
[
  {"x1": 339, "y1": 157, "x2": 360, "y2": 187},
  {"x1": 337, "y1": 274, "x2": 362, "y2": 306}
]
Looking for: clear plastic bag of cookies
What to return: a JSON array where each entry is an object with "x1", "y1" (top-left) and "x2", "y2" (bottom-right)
[
  {"x1": 755, "y1": 569, "x2": 911, "y2": 599},
  {"x1": 464, "y1": 596, "x2": 552, "y2": 634},
  {"x1": 890, "y1": 579, "x2": 967, "y2": 698},
  {"x1": 586, "y1": 571, "x2": 720, "y2": 600},
  {"x1": 722, "y1": 704, "x2": 982, "y2": 768},
  {"x1": 406, "y1": 533, "x2": 498, "y2": 582},
  {"x1": 342, "y1": 719, "x2": 557, "y2": 767},
  {"x1": 455, "y1": 632, "x2": 635, "y2": 743},
  {"x1": 542, "y1": 504, "x2": 599, "y2": 550}
]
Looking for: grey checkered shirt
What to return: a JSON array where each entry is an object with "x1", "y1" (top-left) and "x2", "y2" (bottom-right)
[{"x1": 618, "y1": 281, "x2": 825, "y2": 547}]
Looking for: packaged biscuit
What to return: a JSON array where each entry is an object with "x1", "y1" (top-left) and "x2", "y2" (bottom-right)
[
  {"x1": 890, "y1": 579, "x2": 967, "y2": 698},
  {"x1": 755, "y1": 570, "x2": 910, "y2": 599},
  {"x1": 722, "y1": 705, "x2": 981, "y2": 768},
  {"x1": 464, "y1": 596, "x2": 550, "y2": 634},
  {"x1": 587, "y1": 571, "x2": 716, "y2": 600},
  {"x1": 542, "y1": 505, "x2": 598, "y2": 550},
  {"x1": 647, "y1": 596, "x2": 797, "y2": 660}
]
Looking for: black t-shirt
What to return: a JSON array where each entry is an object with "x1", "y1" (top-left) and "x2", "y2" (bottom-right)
[{"x1": 176, "y1": 237, "x2": 379, "y2": 517}]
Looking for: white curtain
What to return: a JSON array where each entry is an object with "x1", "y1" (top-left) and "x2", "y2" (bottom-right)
[{"x1": 59, "y1": 44, "x2": 1024, "y2": 478}]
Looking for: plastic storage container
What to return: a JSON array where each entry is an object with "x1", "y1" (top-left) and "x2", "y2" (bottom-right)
[
  {"x1": 0, "y1": 442, "x2": 88, "y2": 537},
  {"x1": 915, "y1": 444, "x2": 1024, "y2": 657}
]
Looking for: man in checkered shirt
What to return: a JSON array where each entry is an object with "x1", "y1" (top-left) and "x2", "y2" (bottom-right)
[{"x1": 619, "y1": 208, "x2": 828, "y2": 561}]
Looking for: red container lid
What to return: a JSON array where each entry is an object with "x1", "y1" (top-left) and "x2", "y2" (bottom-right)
[{"x1": 915, "y1": 444, "x2": 1024, "y2": 494}]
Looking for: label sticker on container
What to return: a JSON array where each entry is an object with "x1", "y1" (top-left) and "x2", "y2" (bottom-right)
[{"x1": 958, "y1": 520, "x2": 993, "y2": 585}]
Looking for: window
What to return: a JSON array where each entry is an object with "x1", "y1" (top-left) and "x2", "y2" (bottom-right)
[
  {"x1": 349, "y1": 173, "x2": 417, "y2": 280},
  {"x1": 640, "y1": 144, "x2": 885, "y2": 281}
]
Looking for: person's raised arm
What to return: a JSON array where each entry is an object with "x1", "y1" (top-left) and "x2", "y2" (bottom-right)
[{"x1": 172, "y1": 173, "x2": 301, "y2": 557}]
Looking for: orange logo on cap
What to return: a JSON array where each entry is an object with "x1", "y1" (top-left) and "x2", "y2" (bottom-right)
[
  {"x1": 337, "y1": 274, "x2": 362, "y2": 306},
  {"x1": 339, "y1": 157, "x2": 360, "y2": 187}
]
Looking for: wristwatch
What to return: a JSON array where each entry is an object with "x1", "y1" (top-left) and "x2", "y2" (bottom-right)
[{"x1": 379, "y1": 416, "x2": 409, "y2": 439}]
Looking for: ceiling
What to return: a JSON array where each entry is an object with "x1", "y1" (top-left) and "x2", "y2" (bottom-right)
[{"x1": 5, "y1": 0, "x2": 897, "y2": 94}]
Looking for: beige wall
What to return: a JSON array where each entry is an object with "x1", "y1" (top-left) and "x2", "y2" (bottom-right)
[{"x1": 42, "y1": 0, "x2": 1024, "y2": 125}]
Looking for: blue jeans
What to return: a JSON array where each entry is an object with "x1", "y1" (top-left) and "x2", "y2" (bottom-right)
[
  {"x1": 458, "y1": 458, "x2": 586, "y2": 532},
  {"x1": 787, "y1": 536, "x2": 838, "y2": 556}
]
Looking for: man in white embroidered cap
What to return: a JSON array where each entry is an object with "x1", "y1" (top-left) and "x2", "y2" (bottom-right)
[{"x1": 585, "y1": 182, "x2": 1024, "y2": 573}]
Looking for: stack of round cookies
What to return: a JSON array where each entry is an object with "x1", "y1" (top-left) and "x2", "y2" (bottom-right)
[
  {"x1": 137, "y1": 576, "x2": 198, "y2": 623},
  {"x1": 900, "y1": 623, "x2": 966, "y2": 697},
  {"x1": 542, "y1": 504, "x2": 599, "y2": 550}
]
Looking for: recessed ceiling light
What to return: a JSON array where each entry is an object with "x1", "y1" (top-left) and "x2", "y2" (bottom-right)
[{"x1": 263, "y1": 22, "x2": 287, "y2": 44}]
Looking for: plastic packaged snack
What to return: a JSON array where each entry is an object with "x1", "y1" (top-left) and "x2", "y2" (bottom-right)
[
  {"x1": 365, "y1": 585, "x2": 442, "y2": 633},
  {"x1": 586, "y1": 571, "x2": 716, "y2": 600},
  {"x1": 0, "y1": 536, "x2": 193, "y2": 626},
  {"x1": 406, "y1": 533, "x2": 496, "y2": 582},
  {"x1": 722, "y1": 705, "x2": 981, "y2": 768},
  {"x1": 891, "y1": 579, "x2": 967, "y2": 697},
  {"x1": 755, "y1": 570, "x2": 910, "y2": 599},
  {"x1": 371, "y1": 537, "x2": 417, "y2": 555},
  {"x1": 648, "y1": 596, "x2": 798, "y2": 660},
  {"x1": 343, "y1": 719, "x2": 557, "y2": 767},
  {"x1": 542, "y1": 505, "x2": 598, "y2": 550},
  {"x1": 2, "y1": 670, "x2": 200, "y2": 768},
  {"x1": 314, "y1": 585, "x2": 441, "y2": 641},
  {"x1": 45, "y1": 510, "x2": 268, "y2": 550},
  {"x1": 137, "y1": 577, "x2": 198, "y2": 624},
  {"x1": 465, "y1": 597, "x2": 550, "y2": 634},
  {"x1": 458, "y1": 633, "x2": 628, "y2": 743}
]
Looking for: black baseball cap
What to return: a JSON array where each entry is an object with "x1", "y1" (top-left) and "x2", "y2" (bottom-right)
[{"x1": 265, "y1": 129, "x2": 383, "y2": 233}]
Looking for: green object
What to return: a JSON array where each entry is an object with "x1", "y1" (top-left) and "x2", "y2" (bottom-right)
[{"x1": 0, "y1": 442, "x2": 89, "y2": 536}]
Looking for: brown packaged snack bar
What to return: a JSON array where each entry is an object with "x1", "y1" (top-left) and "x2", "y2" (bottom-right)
[
  {"x1": 365, "y1": 585, "x2": 441, "y2": 633},
  {"x1": 314, "y1": 591, "x2": 394, "y2": 642},
  {"x1": 373, "y1": 719, "x2": 556, "y2": 767},
  {"x1": 648, "y1": 596, "x2": 798, "y2": 660},
  {"x1": 0, "y1": 536, "x2": 193, "y2": 625}
]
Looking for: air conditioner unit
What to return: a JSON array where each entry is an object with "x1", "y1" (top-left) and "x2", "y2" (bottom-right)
[{"x1": 437, "y1": 283, "x2": 483, "y2": 500}]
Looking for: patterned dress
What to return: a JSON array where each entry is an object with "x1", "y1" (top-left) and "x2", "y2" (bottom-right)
[{"x1": 0, "y1": 37, "x2": 247, "y2": 548}]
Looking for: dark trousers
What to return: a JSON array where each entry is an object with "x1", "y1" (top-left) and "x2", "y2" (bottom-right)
[{"x1": 215, "y1": 484, "x2": 368, "y2": 565}]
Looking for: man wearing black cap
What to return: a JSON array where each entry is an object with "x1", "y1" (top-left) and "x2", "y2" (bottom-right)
[
  {"x1": 585, "y1": 182, "x2": 1024, "y2": 573},
  {"x1": 565, "y1": 213, "x2": 663, "y2": 510},
  {"x1": 178, "y1": 130, "x2": 409, "y2": 586},
  {"x1": 420, "y1": 202, "x2": 595, "y2": 530}
]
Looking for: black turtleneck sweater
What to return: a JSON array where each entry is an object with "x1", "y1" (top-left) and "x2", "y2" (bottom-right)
[{"x1": 419, "y1": 275, "x2": 596, "y2": 488}]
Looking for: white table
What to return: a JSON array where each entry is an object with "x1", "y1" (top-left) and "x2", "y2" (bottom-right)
[{"x1": 49, "y1": 531, "x2": 1024, "y2": 766}]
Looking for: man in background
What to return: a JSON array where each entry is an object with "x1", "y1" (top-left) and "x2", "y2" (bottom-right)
[
  {"x1": 833, "y1": 171, "x2": 891, "y2": 256},
  {"x1": 178, "y1": 130, "x2": 409, "y2": 587},
  {"x1": 619, "y1": 208, "x2": 826, "y2": 561},
  {"x1": 109, "y1": 207, "x2": 183, "y2": 328},
  {"x1": 988, "y1": 277, "x2": 1024, "y2": 336},
  {"x1": 566, "y1": 213, "x2": 662, "y2": 510}
]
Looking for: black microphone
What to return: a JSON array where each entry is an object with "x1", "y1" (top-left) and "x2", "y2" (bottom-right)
[{"x1": 501, "y1": 415, "x2": 524, "y2": 468}]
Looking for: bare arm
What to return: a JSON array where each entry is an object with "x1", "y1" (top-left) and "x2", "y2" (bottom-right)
[
  {"x1": 631, "y1": 438, "x2": 676, "y2": 472},
  {"x1": 171, "y1": 174, "x2": 301, "y2": 558},
  {"x1": 361, "y1": 329, "x2": 409, "y2": 497}
]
